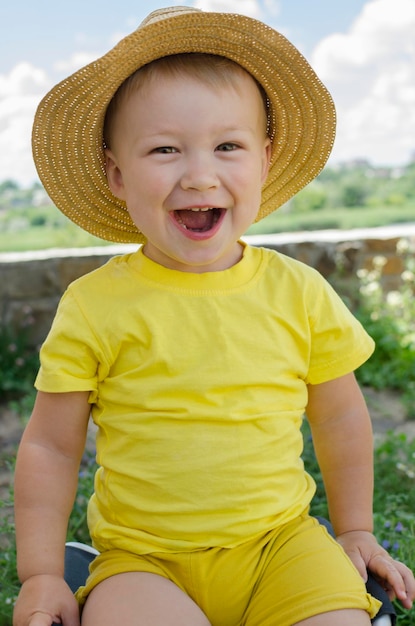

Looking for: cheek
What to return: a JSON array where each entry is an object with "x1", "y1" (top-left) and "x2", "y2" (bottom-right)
[
  {"x1": 135, "y1": 165, "x2": 176, "y2": 199},
  {"x1": 124, "y1": 191, "x2": 167, "y2": 233},
  {"x1": 234, "y1": 161, "x2": 266, "y2": 195},
  {"x1": 123, "y1": 170, "x2": 161, "y2": 206}
]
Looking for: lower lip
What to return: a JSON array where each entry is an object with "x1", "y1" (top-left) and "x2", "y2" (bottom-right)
[{"x1": 170, "y1": 210, "x2": 226, "y2": 241}]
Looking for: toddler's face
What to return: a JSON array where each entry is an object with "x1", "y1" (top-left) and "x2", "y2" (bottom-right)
[{"x1": 105, "y1": 69, "x2": 271, "y2": 272}]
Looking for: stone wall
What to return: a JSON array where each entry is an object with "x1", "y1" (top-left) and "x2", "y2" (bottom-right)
[{"x1": 1, "y1": 224, "x2": 414, "y2": 350}]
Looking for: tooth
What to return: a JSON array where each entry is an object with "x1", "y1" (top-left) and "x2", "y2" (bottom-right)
[{"x1": 189, "y1": 207, "x2": 211, "y2": 212}]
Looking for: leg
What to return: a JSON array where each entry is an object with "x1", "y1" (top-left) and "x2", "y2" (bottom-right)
[
  {"x1": 316, "y1": 519, "x2": 396, "y2": 625},
  {"x1": 243, "y1": 516, "x2": 381, "y2": 626},
  {"x1": 81, "y1": 571, "x2": 211, "y2": 626},
  {"x1": 294, "y1": 609, "x2": 371, "y2": 625}
]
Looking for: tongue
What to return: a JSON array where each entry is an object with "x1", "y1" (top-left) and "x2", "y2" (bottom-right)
[{"x1": 176, "y1": 209, "x2": 216, "y2": 232}]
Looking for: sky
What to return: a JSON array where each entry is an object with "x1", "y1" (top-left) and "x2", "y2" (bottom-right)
[{"x1": 1, "y1": 0, "x2": 415, "y2": 187}]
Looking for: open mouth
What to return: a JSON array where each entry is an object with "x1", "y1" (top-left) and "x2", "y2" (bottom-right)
[{"x1": 174, "y1": 208, "x2": 224, "y2": 232}]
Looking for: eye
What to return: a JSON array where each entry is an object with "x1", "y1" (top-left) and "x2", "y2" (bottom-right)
[
  {"x1": 216, "y1": 142, "x2": 239, "y2": 152},
  {"x1": 153, "y1": 146, "x2": 178, "y2": 154}
]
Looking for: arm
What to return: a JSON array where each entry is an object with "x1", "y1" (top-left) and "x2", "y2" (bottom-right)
[
  {"x1": 306, "y1": 373, "x2": 415, "y2": 609},
  {"x1": 306, "y1": 372, "x2": 374, "y2": 536},
  {"x1": 13, "y1": 390, "x2": 91, "y2": 626}
]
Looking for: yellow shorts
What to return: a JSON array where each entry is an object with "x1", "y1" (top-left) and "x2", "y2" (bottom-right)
[{"x1": 76, "y1": 514, "x2": 381, "y2": 625}]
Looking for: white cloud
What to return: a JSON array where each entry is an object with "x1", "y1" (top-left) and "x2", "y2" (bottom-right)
[
  {"x1": 54, "y1": 52, "x2": 98, "y2": 74},
  {"x1": 0, "y1": 63, "x2": 51, "y2": 185},
  {"x1": 193, "y1": 0, "x2": 260, "y2": 16},
  {"x1": 0, "y1": 39, "x2": 116, "y2": 186},
  {"x1": 0, "y1": 62, "x2": 49, "y2": 99},
  {"x1": 2, "y1": 0, "x2": 414, "y2": 188},
  {"x1": 313, "y1": 0, "x2": 415, "y2": 166}
]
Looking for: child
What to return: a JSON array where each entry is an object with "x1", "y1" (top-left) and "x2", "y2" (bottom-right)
[{"x1": 13, "y1": 6, "x2": 415, "y2": 626}]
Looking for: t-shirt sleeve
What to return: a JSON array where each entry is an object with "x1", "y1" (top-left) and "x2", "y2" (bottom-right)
[
  {"x1": 35, "y1": 289, "x2": 107, "y2": 400},
  {"x1": 305, "y1": 274, "x2": 375, "y2": 385}
]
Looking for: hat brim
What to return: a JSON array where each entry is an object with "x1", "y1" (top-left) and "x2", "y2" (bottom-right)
[{"x1": 32, "y1": 11, "x2": 336, "y2": 243}]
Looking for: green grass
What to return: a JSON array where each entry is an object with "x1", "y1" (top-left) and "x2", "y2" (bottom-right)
[
  {"x1": 1, "y1": 206, "x2": 414, "y2": 623},
  {"x1": 0, "y1": 204, "x2": 110, "y2": 252},
  {"x1": 302, "y1": 420, "x2": 415, "y2": 625},
  {"x1": 246, "y1": 202, "x2": 415, "y2": 235},
  {"x1": 1, "y1": 416, "x2": 414, "y2": 625},
  {"x1": 1, "y1": 201, "x2": 414, "y2": 253},
  {"x1": 0, "y1": 224, "x2": 110, "y2": 253}
]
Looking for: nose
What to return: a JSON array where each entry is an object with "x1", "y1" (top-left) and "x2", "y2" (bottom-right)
[{"x1": 180, "y1": 153, "x2": 219, "y2": 191}]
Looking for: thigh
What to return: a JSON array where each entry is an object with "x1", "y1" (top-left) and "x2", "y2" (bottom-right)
[
  {"x1": 242, "y1": 516, "x2": 381, "y2": 626},
  {"x1": 81, "y1": 571, "x2": 211, "y2": 626}
]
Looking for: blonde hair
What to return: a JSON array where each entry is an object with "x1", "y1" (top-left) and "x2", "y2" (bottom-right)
[{"x1": 103, "y1": 53, "x2": 269, "y2": 148}]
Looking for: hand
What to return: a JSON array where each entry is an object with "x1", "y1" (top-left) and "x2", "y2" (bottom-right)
[
  {"x1": 13, "y1": 574, "x2": 80, "y2": 626},
  {"x1": 337, "y1": 530, "x2": 415, "y2": 610}
]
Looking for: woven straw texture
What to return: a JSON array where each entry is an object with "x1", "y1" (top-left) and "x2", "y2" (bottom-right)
[{"x1": 32, "y1": 7, "x2": 336, "y2": 243}]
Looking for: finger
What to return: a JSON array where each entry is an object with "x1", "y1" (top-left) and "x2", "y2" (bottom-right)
[
  {"x1": 369, "y1": 555, "x2": 412, "y2": 608},
  {"x1": 28, "y1": 612, "x2": 56, "y2": 626},
  {"x1": 394, "y1": 561, "x2": 415, "y2": 608}
]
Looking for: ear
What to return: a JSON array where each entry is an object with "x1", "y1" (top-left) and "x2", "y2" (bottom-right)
[
  {"x1": 261, "y1": 138, "x2": 272, "y2": 184},
  {"x1": 105, "y1": 149, "x2": 126, "y2": 201}
]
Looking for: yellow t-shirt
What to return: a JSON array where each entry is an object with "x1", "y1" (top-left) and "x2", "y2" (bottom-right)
[{"x1": 35, "y1": 243, "x2": 374, "y2": 554}]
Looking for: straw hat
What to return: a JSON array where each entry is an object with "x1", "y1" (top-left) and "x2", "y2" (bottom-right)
[{"x1": 32, "y1": 6, "x2": 336, "y2": 244}]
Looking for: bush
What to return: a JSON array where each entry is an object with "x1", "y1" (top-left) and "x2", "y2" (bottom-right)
[
  {"x1": 355, "y1": 239, "x2": 415, "y2": 418},
  {"x1": 1, "y1": 237, "x2": 415, "y2": 623},
  {"x1": 0, "y1": 308, "x2": 39, "y2": 400},
  {"x1": 0, "y1": 468, "x2": 19, "y2": 626},
  {"x1": 1, "y1": 423, "x2": 414, "y2": 625},
  {"x1": 290, "y1": 182, "x2": 327, "y2": 213},
  {"x1": 302, "y1": 421, "x2": 415, "y2": 625},
  {"x1": 0, "y1": 449, "x2": 97, "y2": 626}
]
